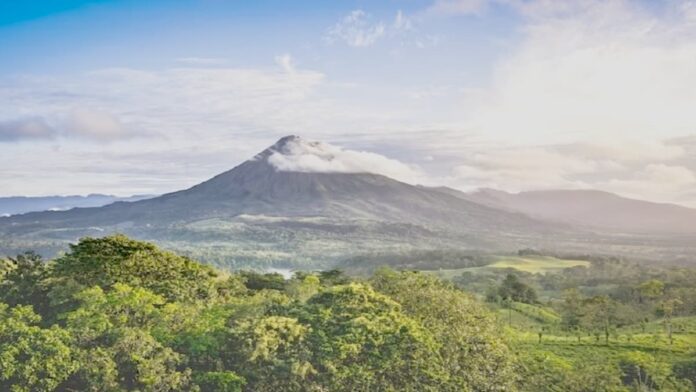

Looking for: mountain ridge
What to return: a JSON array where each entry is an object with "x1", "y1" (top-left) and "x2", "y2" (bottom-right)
[
  {"x1": 452, "y1": 188, "x2": 696, "y2": 234},
  {"x1": 0, "y1": 194, "x2": 155, "y2": 217}
]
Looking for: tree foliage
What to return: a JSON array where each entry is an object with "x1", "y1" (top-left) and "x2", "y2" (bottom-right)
[
  {"x1": 2, "y1": 235, "x2": 695, "y2": 391},
  {"x1": 0, "y1": 304, "x2": 76, "y2": 392},
  {"x1": 52, "y1": 234, "x2": 218, "y2": 303}
]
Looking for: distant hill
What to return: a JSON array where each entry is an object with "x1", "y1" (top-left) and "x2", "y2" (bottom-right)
[
  {"x1": 0, "y1": 194, "x2": 155, "y2": 217},
  {"x1": 453, "y1": 188, "x2": 696, "y2": 234}
]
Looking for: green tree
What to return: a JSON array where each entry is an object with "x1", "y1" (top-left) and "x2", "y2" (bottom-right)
[
  {"x1": 636, "y1": 280, "x2": 665, "y2": 303},
  {"x1": 238, "y1": 271, "x2": 286, "y2": 292},
  {"x1": 564, "y1": 361, "x2": 627, "y2": 392},
  {"x1": 286, "y1": 274, "x2": 320, "y2": 302},
  {"x1": 62, "y1": 284, "x2": 193, "y2": 391},
  {"x1": 560, "y1": 288, "x2": 584, "y2": 332},
  {"x1": 0, "y1": 257, "x2": 11, "y2": 278},
  {"x1": 52, "y1": 235, "x2": 218, "y2": 303},
  {"x1": 0, "y1": 303, "x2": 77, "y2": 392},
  {"x1": 497, "y1": 273, "x2": 538, "y2": 304},
  {"x1": 582, "y1": 295, "x2": 617, "y2": 345},
  {"x1": 231, "y1": 282, "x2": 445, "y2": 391},
  {"x1": 297, "y1": 283, "x2": 444, "y2": 391},
  {"x1": 619, "y1": 351, "x2": 692, "y2": 391},
  {"x1": 193, "y1": 371, "x2": 245, "y2": 392},
  {"x1": 230, "y1": 315, "x2": 311, "y2": 391},
  {"x1": 371, "y1": 269, "x2": 518, "y2": 391},
  {"x1": 0, "y1": 251, "x2": 52, "y2": 319},
  {"x1": 657, "y1": 297, "x2": 682, "y2": 345},
  {"x1": 318, "y1": 269, "x2": 350, "y2": 286}
]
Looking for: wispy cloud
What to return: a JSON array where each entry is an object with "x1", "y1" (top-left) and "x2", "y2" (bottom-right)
[
  {"x1": 325, "y1": 8, "x2": 437, "y2": 49},
  {"x1": 326, "y1": 10, "x2": 386, "y2": 47}
]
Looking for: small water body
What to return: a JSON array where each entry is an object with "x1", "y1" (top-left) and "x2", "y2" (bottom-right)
[{"x1": 262, "y1": 267, "x2": 294, "y2": 279}]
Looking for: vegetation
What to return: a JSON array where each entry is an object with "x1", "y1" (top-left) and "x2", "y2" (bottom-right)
[
  {"x1": 446, "y1": 253, "x2": 696, "y2": 391},
  {"x1": 0, "y1": 235, "x2": 514, "y2": 391},
  {"x1": 1, "y1": 235, "x2": 695, "y2": 391}
]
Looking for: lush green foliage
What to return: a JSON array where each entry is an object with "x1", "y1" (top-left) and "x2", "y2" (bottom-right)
[
  {"x1": 52, "y1": 234, "x2": 218, "y2": 302},
  {"x1": 2, "y1": 236, "x2": 696, "y2": 391},
  {"x1": 0, "y1": 304, "x2": 76, "y2": 392},
  {"x1": 0, "y1": 235, "x2": 520, "y2": 391},
  {"x1": 436, "y1": 253, "x2": 696, "y2": 391}
]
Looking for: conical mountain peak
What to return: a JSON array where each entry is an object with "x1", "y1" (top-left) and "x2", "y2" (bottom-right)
[
  {"x1": 268, "y1": 135, "x2": 328, "y2": 156},
  {"x1": 271, "y1": 135, "x2": 303, "y2": 150}
]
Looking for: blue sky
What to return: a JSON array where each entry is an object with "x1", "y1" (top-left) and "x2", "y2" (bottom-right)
[{"x1": 2, "y1": 0, "x2": 696, "y2": 206}]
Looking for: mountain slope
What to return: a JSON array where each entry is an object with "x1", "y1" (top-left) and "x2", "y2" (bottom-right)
[{"x1": 456, "y1": 188, "x2": 696, "y2": 234}]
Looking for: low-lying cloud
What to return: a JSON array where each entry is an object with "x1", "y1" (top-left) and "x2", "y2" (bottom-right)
[
  {"x1": 0, "y1": 110, "x2": 138, "y2": 143},
  {"x1": 0, "y1": 117, "x2": 55, "y2": 141}
]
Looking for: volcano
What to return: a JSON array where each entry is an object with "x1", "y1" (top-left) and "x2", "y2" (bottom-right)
[
  {"x1": 2, "y1": 136, "x2": 694, "y2": 267},
  {"x1": 0, "y1": 136, "x2": 551, "y2": 230}
]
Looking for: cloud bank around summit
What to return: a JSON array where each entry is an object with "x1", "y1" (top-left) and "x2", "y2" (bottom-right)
[{"x1": 267, "y1": 138, "x2": 427, "y2": 185}]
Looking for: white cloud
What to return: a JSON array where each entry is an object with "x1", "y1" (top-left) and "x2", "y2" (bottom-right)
[
  {"x1": 326, "y1": 10, "x2": 386, "y2": 47},
  {"x1": 464, "y1": 0, "x2": 696, "y2": 143},
  {"x1": 0, "y1": 117, "x2": 55, "y2": 141},
  {"x1": 63, "y1": 109, "x2": 136, "y2": 141},
  {"x1": 267, "y1": 137, "x2": 429, "y2": 185},
  {"x1": 452, "y1": 145, "x2": 602, "y2": 191},
  {"x1": 0, "y1": 110, "x2": 138, "y2": 143},
  {"x1": 443, "y1": 137, "x2": 696, "y2": 206},
  {"x1": 393, "y1": 10, "x2": 414, "y2": 31},
  {"x1": 274, "y1": 53, "x2": 295, "y2": 73},
  {"x1": 0, "y1": 64, "x2": 329, "y2": 143},
  {"x1": 325, "y1": 9, "x2": 434, "y2": 48},
  {"x1": 0, "y1": 59, "x2": 411, "y2": 195},
  {"x1": 558, "y1": 140, "x2": 685, "y2": 164},
  {"x1": 598, "y1": 164, "x2": 696, "y2": 204}
]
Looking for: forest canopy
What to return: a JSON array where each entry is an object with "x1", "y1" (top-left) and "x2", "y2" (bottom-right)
[
  {"x1": 1, "y1": 234, "x2": 695, "y2": 391},
  {"x1": 0, "y1": 235, "x2": 514, "y2": 392}
]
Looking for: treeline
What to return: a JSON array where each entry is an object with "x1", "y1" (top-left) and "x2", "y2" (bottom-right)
[{"x1": 0, "y1": 235, "x2": 515, "y2": 392}]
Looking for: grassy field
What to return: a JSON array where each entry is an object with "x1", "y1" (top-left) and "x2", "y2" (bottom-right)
[
  {"x1": 488, "y1": 255, "x2": 590, "y2": 273},
  {"x1": 426, "y1": 255, "x2": 590, "y2": 279}
]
